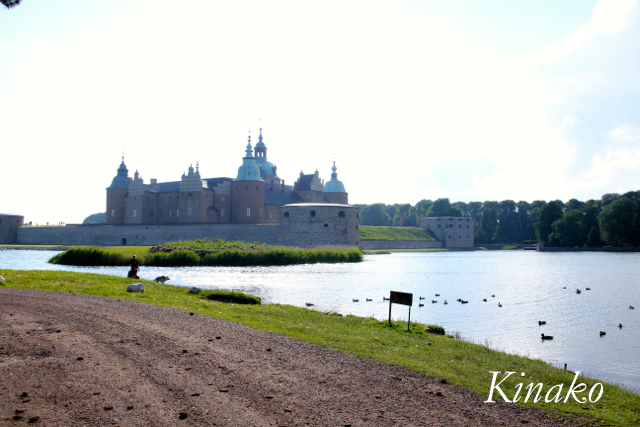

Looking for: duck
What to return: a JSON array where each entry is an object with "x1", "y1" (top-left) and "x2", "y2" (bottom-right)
[
  {"x1": 630, "y1": 305, "x2": 635, "y2": 310},
  {"x1": 443, "y1": 300, "x2": 448, "y2": 305},
  {"x1": 366, "y1": 298, "x2": 372, "y2": 302},
  {"x1": 419, "y1": 296, "x2": 425, "y2": 300},
  {"x1": 538, "y1": 321, "x2": 546, "y2": 325},
  {"x1": 599, "y1": 331, "x2": 606, "y2": 336},
  {"x1": 491, "y1": 294, "x2": 495, "y2": 298},
  {"x1": 482, "y1": 298, "x2": 487, "y2": 302},
  {"x1": 498, "y1": 302, "x2": 503, "y2": 307},
  {"x1": 435, "y1": 293, "x2": 440, "y2": 297},
  {"x1": 618, "y1": 323, "x2": 623, "y2": 328},
  {"x1": 352, "y1": 299, "x2": 359, "y2": 303},
  {"x1": 432, "y1": 300, "x2": 437, "y2": 304},
  {"x1": 541, "y1": 333, "x2": 554, "y2": 340},
  {"x1": 305, "y1": 302, "x2": 314, "y2": 307},
  {"x1": 461, "y1": 300, "x2": 469, "y2": 304},
  {"x1": 585, "y1": 287, "x2": 591, "y2": 290},
  {"x1": 575, "y1": 289, "x2": 581, "y2": 294},
  {"x1": 456, "y1": 298, "x2": 462, "y2": 302},
  {"x1": 418, "y1": 303, "x2": 424, "y2": 307},
  {"x1": 562, "y1": 286, "x2": 566, "y2": 289}
]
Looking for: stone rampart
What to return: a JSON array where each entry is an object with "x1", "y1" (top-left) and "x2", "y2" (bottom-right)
[
  {"x1": 17, "y1": 223, "x2": 280, "y2": 246},
  {"x1": 359, "y1": 240, "x2": 443, "y2": 250},
  {"x1": 0, "y1": 214, "x2": 24, "y2": 244}
]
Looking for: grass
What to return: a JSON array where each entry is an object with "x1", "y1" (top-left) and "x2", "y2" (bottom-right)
[
  {"x1": 1, "y1": 269, "x2": 638, "y2": 426},
  {"x1": 48, "y1": 239, "x2": 363, "y2": 267},
  {"x1": 359, "y1": 226, "x2": 439, "y2": 241}
]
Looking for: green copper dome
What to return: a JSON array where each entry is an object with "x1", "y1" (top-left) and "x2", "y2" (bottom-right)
[
  {"x1": 324, "y1": 161, "x2": 346, "y2": 193},
  {"x1": 234, "y1": 136, "x2": 264, "y2": 182},
  {"x1": 108, "y1": 157, "x2": 132, "y2": 188}
]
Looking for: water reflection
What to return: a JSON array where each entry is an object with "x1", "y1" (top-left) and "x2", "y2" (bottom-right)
[{"x1": 1, "y1": 249, "x2": 638, "y2": 393}]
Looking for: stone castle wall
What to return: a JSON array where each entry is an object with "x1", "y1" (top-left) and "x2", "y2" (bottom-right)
[
  {"x1": 0, "y1": 214, "x2": 25, "y2": 244},
  {"x1": 419, "y1": 217, "x2": 474, "y2": 248},
  {"x1": 17, "y1": 223, "x2": 280, "y2": 246},
  {"x1": 277, "y1": 204, "x2": 359, "y2": 247}
]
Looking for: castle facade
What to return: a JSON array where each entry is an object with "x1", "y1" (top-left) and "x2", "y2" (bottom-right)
[{"x1": 106, "y1": 130, "x2": 349, "y2": 225}]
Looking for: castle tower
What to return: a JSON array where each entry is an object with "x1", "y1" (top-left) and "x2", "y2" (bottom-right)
[
  {"x1": 232, "y1": 135, "x2": 265, "y2": 223},
  {"x1": 179, "y1": 163, "x2": 205, "y2": 222},
  {"x1": 106, "y1": 157, "x2": 131, "y2": 224},
  {"x1": 254, "y1": 128, "x2": 280, "y2": 184},
  {"x1": 323, "y1": 161, "x2": 348, "y2": 204}
]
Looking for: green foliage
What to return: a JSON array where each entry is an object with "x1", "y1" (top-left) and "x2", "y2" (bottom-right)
[
  {"x1": 359, "y1": 226, "x2": 438, "y2": 241},
  {"x1": 548, "y1": 210, "x2": 584, "y2": 247},
  {"x1": 50, "y1": 239, "x2": 363, "y2": 267},
  {"x1": 426, "y1": 198, "x2": 462, "y2": 217},
  {"x1": 534, "y1": 201, "x2": 564, "y2": 245},
  {"x1": 359, "y1": 203, "x2": 392, "y2": 226},
  {"x1": 586, "y1": 226, "x2": 603, "y2": 247},
  {"x1": 599, "y1": 197, "x2": 639, "y2": 247},
  {"x1": 424, "y1": 324, "x2": 445, "y2": 335},
  {"x1": 201, "y1": 290, "x2": 261, "y2": 305}
]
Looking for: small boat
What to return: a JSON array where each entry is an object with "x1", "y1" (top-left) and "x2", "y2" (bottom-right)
[{"x1": 541, "y1": 334, "x2": 553, "y2": 340}]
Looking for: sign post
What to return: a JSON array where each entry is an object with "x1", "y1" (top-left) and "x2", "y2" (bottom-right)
[{"x1": 388, "y1": 291, "x2": 413, "y2": 331}]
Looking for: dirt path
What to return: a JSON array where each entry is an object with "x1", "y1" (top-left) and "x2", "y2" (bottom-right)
[{"x1": 0, "y1": 289, "x2": 592, "y2": 426}]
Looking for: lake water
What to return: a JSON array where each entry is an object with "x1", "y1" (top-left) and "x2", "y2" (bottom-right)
[{"x1": 1, "y1": 249, "x2": 639, "y2": 394}]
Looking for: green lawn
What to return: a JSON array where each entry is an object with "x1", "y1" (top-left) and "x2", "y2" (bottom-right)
[
  {"x1": 1, "y1": 269, "x2": 638, "y2": 426},
  {"x1": 359, "y1": 226, "x2": 438, "y2": 241}
]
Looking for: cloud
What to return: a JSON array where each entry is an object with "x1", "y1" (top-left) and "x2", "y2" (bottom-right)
[{"x1": 609, "y1": 124, "x2": 640, "y2": 142}]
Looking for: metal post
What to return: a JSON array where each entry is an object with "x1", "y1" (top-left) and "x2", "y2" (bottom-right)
[{"x1": 408, "y1": 306, "x2": 411, "y2": 331}]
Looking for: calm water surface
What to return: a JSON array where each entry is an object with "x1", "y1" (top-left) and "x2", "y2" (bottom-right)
[{"x1": 1, "y1": 250, "x2": 639, "y2": 393}]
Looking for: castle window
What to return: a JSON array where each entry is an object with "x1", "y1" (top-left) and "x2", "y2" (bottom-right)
[
  {"x1": 438, "y1": 224, "x2": 441, "y2": 228},
  {"x1": 256, "y1": 186, "x2": 259, "y2": 191},
  {"x1": 177, "y1": 209, "x2": 179, "y2": 217},
  {"x1": 310, "y1": 210, "x2": 316, "y2": 217},
  {"x1": 324, "y1": 223, "x2": 328, "y2": 227},
  {"x1": 150, "y1": 210, "x2": 154, "y2": 218},
  {"x1": 459, "y1": 224, "x2": 461, "y2": 228},
  {"x1": 247, "y1": 208, "x2": 251, "y2": 217},
  {"x1": 283, "y1": 212, "x2": 290, "y2": 218},
  {"x1": 245, "y1": 186, "x2": 248, "y2": 190},
  {"x1": 269, "y1": 212, "x2": 273, "y2": 218},
  {"x1": 188, "y1": 207, "x2": 192, "y2": 216},
  {"x1": 169, "y1": 209, "x2": 172, "y2": 218},
  {"x1": 220, "y1": 208, "x2": 224, "y2": 217},
  {"x1": 234, "y1": 208, "x2": 237, "y2": 217},
  {"x1": 467, "y1": 225, "x2": 470, "y2": 228},
  {"x1": 133, "y1": 209, "x2": 137, "y2": 217},
  {"x1": 111, "y1": 210, "x2": 115, "y2": 217},
  {"x1": 221, "y1": 196, "x2": 225, "y2": 202},
  {"x1": 236, "y1": 186, "x2": 238, "y2": 190},
  {"x1": 189, "y1": 193, "x2": 192, "y2": 197},
  {"x1": 339, "y1": 211, "x2": 345, "y2": 218},
  {"x1": 260, "y1": 208, "x2": 263, "y2": 217}
]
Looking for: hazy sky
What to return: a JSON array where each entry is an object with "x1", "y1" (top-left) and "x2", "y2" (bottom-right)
[{"x1": 2, "y1": 0, "x2": 639, "y2": 224}]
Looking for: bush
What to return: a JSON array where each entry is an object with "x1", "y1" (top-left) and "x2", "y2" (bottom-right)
[
  {"x1": 201, "y1": 290, "x2": 261, "y2": 305},
  {"x1": 425, "y1": 325, "x2": 445, "y2": 335}
]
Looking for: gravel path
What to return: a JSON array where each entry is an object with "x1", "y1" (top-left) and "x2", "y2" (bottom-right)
[{"x1": 0, "y1": 289, "x2": 593, "y2": 426}]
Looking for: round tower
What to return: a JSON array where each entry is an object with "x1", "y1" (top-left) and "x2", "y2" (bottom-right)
[
  {"x1": 106, "y1": 157, "x2": 131, "y2": 224},
  {"x1": 254, "y1": 128, "x2": 280, "y2": 182},
  {"x1": 232, "y1": 135, "x2": 265, "y2": 223},
  {"x1": 323, "y1": 161, "x2": 348, "y2": 204}
]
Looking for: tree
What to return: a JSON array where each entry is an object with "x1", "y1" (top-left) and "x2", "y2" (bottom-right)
[
  {"x1": 494, "y1": 200, "x2": 519, "y2": 243},
  {"x1": 467, "y1": 202, "x2": 483, "y2": 223},
  {"x1": 599, "y1": 197, "x2": 638, "y2": 247},
  {"x1": 516, "y1": 201, "x2": 533, "y2": 241},
  {"x1": 452, "y1": 201, "x2": 469, "y2": 218},
  {"x1": 359, "y1": 204, "x2": 391, "y2": 226},
  {"x1": 392, "y1": 204, "x2": 412, "y2": 226},
  {"x1": 601, "y1": 193, "x2": 620, "y2": 207},
  {"x1": 2, "y1": 0, "x2": 21, "y2": 9},
  {"x1": 622, "y1": 191, "x2": 640, "y2": 246},
  {"x1": 586, "y1": 226, "x2": 603, "y2": 247},
  {"x1": 476, "y1": 206, "x2": 497, "y2": 244},
  {"x1": 534, "y1": 201, "x2": 564, "y2": 244},
  {"x1": 426, "y1": 198, "x2": 462, "y2": 217},
  {"x1": 384, "y1": 205, "x2": 397, "y2": 221},
  {"x1": 564, "y1": 198, "x2": 585, "y2": 212},
  {"x1": 548, "y1": 210, "x2": 584, "y2": 247},
  {"x1": 415, "y1": 199, "x2": 433, "y2": 217}
]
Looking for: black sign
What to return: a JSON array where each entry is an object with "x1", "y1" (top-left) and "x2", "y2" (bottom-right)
[{"x1": 390, "y1": 291, "x2": 413, "y2": 306}]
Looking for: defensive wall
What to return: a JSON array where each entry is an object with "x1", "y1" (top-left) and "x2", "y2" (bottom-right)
[
  {"x1": 15, "y1": 204, "x2": 359, "y2": 247},
  {"x1": 419, "y1": 216, "x2": 474, "y2": 248},
  {"x1": 0, "y1": 214, "x2": 25, "y2": 244}
]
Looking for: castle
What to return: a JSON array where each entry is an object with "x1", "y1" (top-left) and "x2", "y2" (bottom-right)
[{"x1": 106, "y1": 129, "x2": 349, "y2": 225}]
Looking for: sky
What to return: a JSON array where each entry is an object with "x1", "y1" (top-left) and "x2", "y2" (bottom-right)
[{"x1": 1, "y1": 0, "x2": 640, "y2": 224}]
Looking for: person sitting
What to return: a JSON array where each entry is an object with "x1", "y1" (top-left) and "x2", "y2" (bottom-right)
[{"x1": 128, "y1": 255, "x2": 140, "y2": 279}]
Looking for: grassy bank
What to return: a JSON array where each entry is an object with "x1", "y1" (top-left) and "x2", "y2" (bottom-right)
[
  {"x1": 1, "y1": 269, "x2": 638, "y2": 426},
  {"x1": 48, "y1": 239, "x2": 362, "y2": 267},
  {"x1": 359, "y1": 226, "x2": 438, "y2": 241}
]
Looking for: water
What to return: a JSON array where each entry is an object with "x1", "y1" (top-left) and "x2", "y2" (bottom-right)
[{"x1": 1, "y1": 249, "x2": 639, "y2": 393}]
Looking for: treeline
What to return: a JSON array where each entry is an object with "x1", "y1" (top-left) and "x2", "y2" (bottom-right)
[{"x1": 355, "y1": 190, "x2": 640, "y2": 247}]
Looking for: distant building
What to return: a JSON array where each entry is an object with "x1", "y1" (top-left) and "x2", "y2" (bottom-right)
[
  {"x1": 106, "y1": 129, "x2": 349, "y2": 225},
  {"x1": 419, "y1": 216, "x2": 474, "y2": 247}
]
